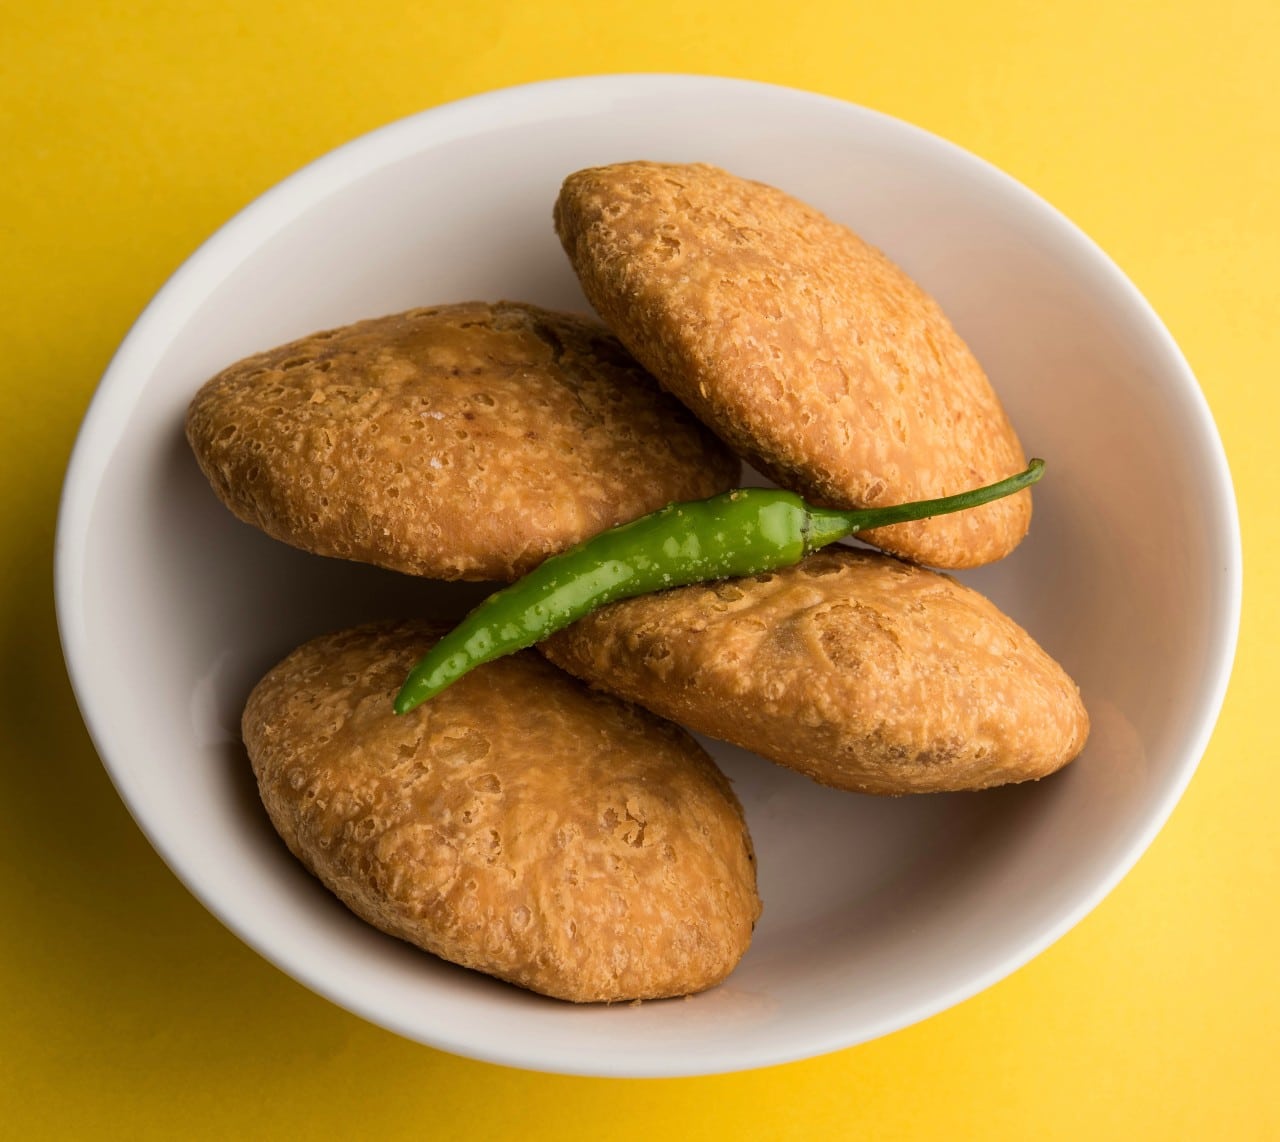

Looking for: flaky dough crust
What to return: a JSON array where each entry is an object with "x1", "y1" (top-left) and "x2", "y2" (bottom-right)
[
  {"x1": 188, "y1": 301, "x2": 740, "y2": 581},
  {"x1": 555, "y1": 162, "x2": 1030, "y2": 569},
  {"x1": 541, "y1": 549, "x2": 1088, "y2": 794},
  {"x1": 243, "y1": 621, "x2": 760, "y2": 1002}
]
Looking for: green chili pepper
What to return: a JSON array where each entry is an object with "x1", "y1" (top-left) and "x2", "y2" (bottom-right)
[{"x1": 393, "y1": 459, "x2": 1044, "y2": 715}]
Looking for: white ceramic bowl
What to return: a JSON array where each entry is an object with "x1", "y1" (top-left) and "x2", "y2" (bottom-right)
[{"x1": 56, "y1": 75, "x2": 1240, "y2": 1077}]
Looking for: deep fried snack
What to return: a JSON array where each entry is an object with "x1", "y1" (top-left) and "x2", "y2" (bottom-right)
[
  {"x1": 541, "y1": 548, "x2": 1089, "y2": 794},
  {"x1": 243, "y1": 620, "x2": 761, "y2": 1002},
  {"x1": 187, "y1": 301, "x2": 740, "y2": 581},
  {"x1": 555, "y1": 162, "x2": 1030, "y2": 569}
]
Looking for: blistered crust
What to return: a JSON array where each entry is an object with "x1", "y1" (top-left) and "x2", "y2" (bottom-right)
[
  {"x1": 555, "y1": 162, "x2": 1030, "y2": 569},
  {"x1": 187, "y1": 301, "x2": 740, "y2": 581},
  {"x1": 243, "y1": 620, "x2": 760, "y2": 1002},
  {"x1": 541, "y1": 549, "x2": 1089, "y2": 794}
]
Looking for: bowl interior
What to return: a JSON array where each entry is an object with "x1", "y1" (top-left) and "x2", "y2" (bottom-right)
[{"x1": 57, "y1": 76, "x2": 1238, "y2": 1076}]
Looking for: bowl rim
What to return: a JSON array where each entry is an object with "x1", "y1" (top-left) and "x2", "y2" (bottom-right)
[{"x1": 54, "y1": 73, "x2": 1243, "y2": 1076}]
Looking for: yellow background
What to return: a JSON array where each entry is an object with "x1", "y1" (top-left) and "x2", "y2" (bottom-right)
[{"x1": 3, "y1": 1, "x2": 1276, "y2": 1137}]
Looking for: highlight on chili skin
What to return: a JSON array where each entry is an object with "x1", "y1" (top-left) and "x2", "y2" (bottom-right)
[{"x1": 393, "y1": 460, "x2": 1045, "y2": 715}]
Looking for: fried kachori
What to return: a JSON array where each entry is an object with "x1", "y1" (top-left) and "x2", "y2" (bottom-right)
[
  {"x1": 187, "y1": 301, "x2": 740, "y2": 581},
  {"x1": 554, "y1": 161, "x2": 1030, "y2": 569},
  {"x1": 243, "y1": 620, "x2": 761, "y2": 1002},
  {"x1": 541, "y1": 548, "x2": 1088, "y2": 794}
]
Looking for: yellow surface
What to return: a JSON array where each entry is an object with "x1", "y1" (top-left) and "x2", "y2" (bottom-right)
[{"x1": 3, "y1": 0, "x2": 1276, "y2": 1137}]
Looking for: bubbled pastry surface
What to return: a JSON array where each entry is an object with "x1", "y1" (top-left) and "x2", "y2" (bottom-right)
[
  {"x1": 554, "y1": 162, "x2": 1031, "y2": 569},
  {"x1": 242, "y1": 621, "x2": 761, "y2": 1002},
  {"x1": 541, "y1": 549, "x2": 1089, "y2": 795},
  {"x1": 187, "y1": 301, "x2": 740, "y2": 581}
]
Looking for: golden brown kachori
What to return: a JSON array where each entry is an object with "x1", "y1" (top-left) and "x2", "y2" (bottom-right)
[
  {"x1": 554, "y1": 161, "x2": 1030, "y2": 569},
  {"x1": 541, "y1": 548, "x2": 1089, "y2": 794},
  {"x1": 243, "y1": 620, "x2": 761, "y2": 1002},
  {"x1": 188, "y1": 301, "x2": 740, "y2": 581}
]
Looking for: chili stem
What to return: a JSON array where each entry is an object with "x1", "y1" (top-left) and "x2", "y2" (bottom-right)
[{"x1": 803, "y1": 459, "x2": 1044, "y2": 549}]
